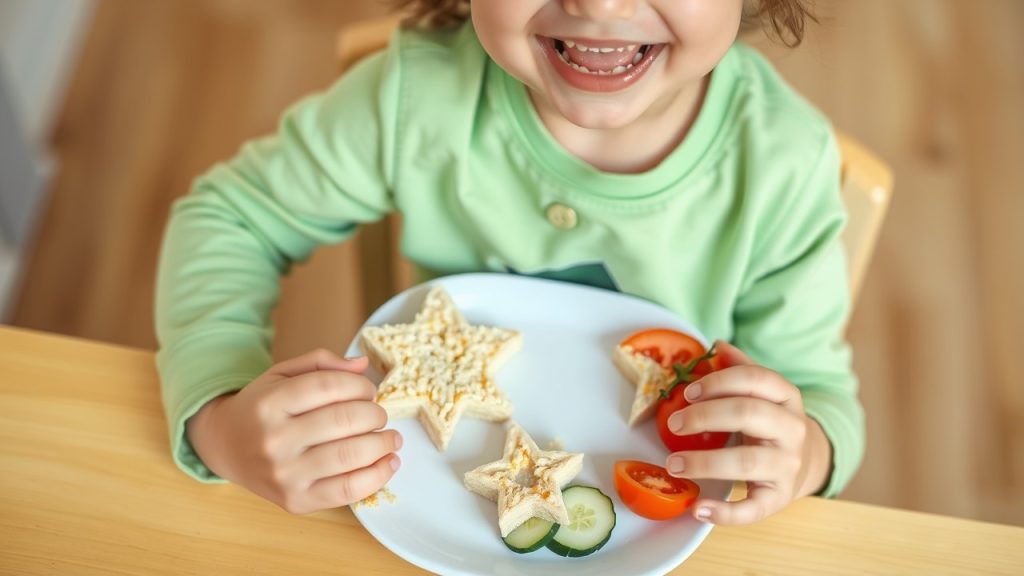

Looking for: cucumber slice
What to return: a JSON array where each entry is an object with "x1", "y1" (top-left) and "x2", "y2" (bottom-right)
[
  {"x1": 546, "y1": 485, "x2": 616, "y2": 558},
  {"x1": 502, "y1": 517, "x2": 559, "y2": 554}
]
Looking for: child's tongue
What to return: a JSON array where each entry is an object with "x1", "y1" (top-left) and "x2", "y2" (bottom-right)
[{"x1": 564, "y1": 42, "x2": 644, "y2": 72}]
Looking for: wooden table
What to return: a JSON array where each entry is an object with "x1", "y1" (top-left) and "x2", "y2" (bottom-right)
[{"x1": 1, "y1": 325, "x2": 1021, "y2": 575}]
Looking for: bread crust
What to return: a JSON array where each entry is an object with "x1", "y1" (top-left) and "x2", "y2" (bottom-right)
[
  {"x1": 464, "y1": 422, "x2": 584, "y2": 537},
  {"x1": 613, "y1": 344, "x2": 674, "y2": 425},
  {"x1": 359, "y1": 285, "x2": 522, "y2": 450}
]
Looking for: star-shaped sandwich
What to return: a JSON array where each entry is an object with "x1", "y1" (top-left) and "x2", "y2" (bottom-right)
[
  {"x1": 612, "y1": 344, "x2": 675, "y2": 426},
  {"x1": 464, "y1": 422, "x2": 584, "y2": 537},
  {"x1": 359, "y1": 285, "x2": 522, "y2": 451}
]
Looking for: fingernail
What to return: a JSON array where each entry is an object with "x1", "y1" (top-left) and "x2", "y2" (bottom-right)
[
  {"x1": 344, "y1": 355, "x2": 367, "y2": 362},
  {"x1": 668, "y1": 412, "x2": 684, "y2": 433},
  {"x1": 667, "y1": 455, "x2": 685, "y2": 475},
  {"x1": 389, "y1": 454, "x2": 401, "y2": 471},
  {"x1": 696, "y1": 506, "x2": 713, "y2": 522},
  {"x1": 393, "y1": 432, "x2": 403, "y2": 450},
  {"x1": 684, "y1": 383, "x2": 702, "y2": 401}
]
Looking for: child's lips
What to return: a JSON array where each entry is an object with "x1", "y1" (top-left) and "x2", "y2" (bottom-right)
[{"x1": 538, "y1": 36, "x2": 665, "y2": 93}]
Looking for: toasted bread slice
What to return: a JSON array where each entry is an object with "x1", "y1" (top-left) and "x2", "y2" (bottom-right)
[
  {"x1": 613, "y1": 343, "x2": 674, "y2": 425},
  {"x1": 359, "y1": 285, "x2": 522, "y2": 451},
  {"x1": 464, "y1": 422, "x2": 584, "y2": 537}
]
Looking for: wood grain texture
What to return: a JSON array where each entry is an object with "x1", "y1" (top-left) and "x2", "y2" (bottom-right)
[
  {"x1": 8, "y1": 0, "x2": 1023, "y2": 526},
  {"x1": 2, "y1": 325, "x2": 1022, "y2": 576}
]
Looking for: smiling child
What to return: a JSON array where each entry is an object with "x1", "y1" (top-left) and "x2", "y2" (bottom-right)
[{"x1": 156, "y1": 0, "x2": 863, "y2": 526}]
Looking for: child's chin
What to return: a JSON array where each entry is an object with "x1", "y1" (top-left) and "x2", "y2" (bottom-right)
[{"x1": 552, "y1": 97, "x2": 648, "y2": 131}]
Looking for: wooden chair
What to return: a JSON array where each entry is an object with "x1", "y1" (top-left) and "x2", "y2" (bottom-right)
[
  {"x1": 337, "y1": 17, "x2": 893, "y2": 308},
  {"x1": 337, "y1": 16, "x2": 403, "y2": 73},
  {"x1": 834, "y1": 133, "x2": 893, "y2": 301}
]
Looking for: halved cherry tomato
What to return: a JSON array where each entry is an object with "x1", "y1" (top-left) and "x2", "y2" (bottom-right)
[
  {"x1": 621, "y1": 328, "x2": 731, "y2": 453},
  {"x1": 613, "y1": 460, "x2": 700, "y2": 520},
  {"x1": 621, "y1": 328, "x2": 714, "y2": 374}
]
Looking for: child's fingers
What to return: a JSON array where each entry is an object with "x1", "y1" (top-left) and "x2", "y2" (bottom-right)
[
  {"x1": 670, "y1": 397, "x2": 805, "y2": 447},
  {"x1": 692, "y1": 483, "x2": 782, "y2": 526},
  {"x1": 290, "y1": 430, "x2": 402, "y2": 485},
  {"x1": 686, "y1": 364, "x2": 803, "y2": 411},
  {"x1": 268, "y1": 348, "x2": 369, "y2": 378},
  {"x1": 269, "y1": 371, "x2": 378, "y2": 418},
  {"x1": 306, "y1": 453, "x2": 401, "y2": 510},
  {"x1": 665, "y1": 445, "x2": 793, "y2": 483},
  {"x1": 283, "y1": 400, "x2": 388, "y2": 450}
]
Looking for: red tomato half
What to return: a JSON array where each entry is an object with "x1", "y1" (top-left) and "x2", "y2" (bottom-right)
[
  {"x1": 621, "y1": 328, "x2": 713, "y2": 374},
  {"x1": 613, "y1": 460, "x2": 700, "y2": 520},
  {"x1": 621, "y1": 328, "x2": 730, "y2": 452}
]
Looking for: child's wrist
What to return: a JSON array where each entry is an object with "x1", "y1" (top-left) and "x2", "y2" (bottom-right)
[
  {"x1": 186, "y1": 394, "x2": 234, "y2": 479},
  {"x1": 798, "y1": 416, "x2": 833, "y2": 498}
]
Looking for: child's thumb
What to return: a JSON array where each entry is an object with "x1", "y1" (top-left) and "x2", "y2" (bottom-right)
[{"x1": 268, "y1": 348, "x2": 369, "y2": 378}]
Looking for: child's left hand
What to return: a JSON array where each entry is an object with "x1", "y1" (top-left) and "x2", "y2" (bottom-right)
[{"x1": 664, "y1": 341, "x2": 832, "y2": 525}]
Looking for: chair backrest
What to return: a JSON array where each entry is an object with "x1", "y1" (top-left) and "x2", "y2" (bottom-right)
[
  {"x1": 337, "y1": 16, "x2": 402, "y2": 74},
  {"x1": 835, "y1": 133, "x2": 893, "y2": 301},
  {"x1": 337, "y1": 17, "x2": 893, "y2": 306}
]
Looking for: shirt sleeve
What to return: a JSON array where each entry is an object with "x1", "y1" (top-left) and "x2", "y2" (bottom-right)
[
  {"x1": 732, "y1": 133, "x2": 865, "y2": 497},
  {"x1": 155, "y1": 47, "x2": 401, "y2": 481}
]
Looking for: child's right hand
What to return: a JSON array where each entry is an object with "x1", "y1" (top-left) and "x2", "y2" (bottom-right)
[{"x1": 186, "y1": 349, "x2": 401, "y2": 514}]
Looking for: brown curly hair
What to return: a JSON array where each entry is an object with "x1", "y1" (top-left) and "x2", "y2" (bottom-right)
[{"x1": 390, "y1": 0, "x2": 816, "y2": 47}]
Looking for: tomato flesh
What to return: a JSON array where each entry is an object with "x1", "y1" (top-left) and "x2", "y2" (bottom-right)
[
  {"x1": 613, "y1": 460, "x2": 700, "y2": 520},
  {"x1": 621, "y1": 328, "x2": 731, "y2": 452},
  {"x1": 622, "y1": 328, "x2": 713, "y2": 374}
]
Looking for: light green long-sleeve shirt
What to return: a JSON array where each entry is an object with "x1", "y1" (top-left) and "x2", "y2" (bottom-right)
[{"x1": 156, "y1": 22, "x2": 863, "y2": 496}]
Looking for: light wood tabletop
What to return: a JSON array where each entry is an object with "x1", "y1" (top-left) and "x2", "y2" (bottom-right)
[{"x1": 1, "y1": 325, "x2": 1021, "y2": 575}]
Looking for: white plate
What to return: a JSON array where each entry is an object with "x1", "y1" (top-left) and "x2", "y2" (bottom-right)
[{"x1": 346, "y1": 273, "x2": 730, "y2": 576}]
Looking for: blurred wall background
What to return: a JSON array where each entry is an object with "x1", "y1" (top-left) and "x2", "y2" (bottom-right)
[
  {"x1": 3, "y1": 0, "x2": 1022, "y2": 526},
  {"x1": 0, "y1": 0, "x2": 94, "y2": 316}
]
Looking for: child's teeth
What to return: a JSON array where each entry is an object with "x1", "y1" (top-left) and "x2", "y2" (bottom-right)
[
  {"x1": 565, "y1": 41, "x2": 641, "y2": 54},
  {"x1": 555, "y1": 39, "x2": 652, "y2": 75},
  {"x1": 568, "y1": 61, "x2": 635, "y2": 75}
]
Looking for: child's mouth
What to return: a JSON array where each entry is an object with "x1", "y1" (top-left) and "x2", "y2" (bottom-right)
[{"x1": 540, "y1": 36, "x2": 665, "y2": 93}]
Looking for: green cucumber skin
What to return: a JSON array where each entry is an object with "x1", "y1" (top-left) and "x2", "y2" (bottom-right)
[
  {"x1": 502, "y1": 520, "x2": 560, "y2": 554},
  {"x1": 545, "y1": 531, "x2": 612, "y2": 558},
  {"x1": 545, "y1": 485, "x2": 616, "y2": 558}
]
